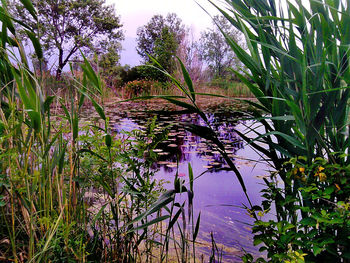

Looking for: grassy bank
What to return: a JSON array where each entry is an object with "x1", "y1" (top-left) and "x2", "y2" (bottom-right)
[{"x1": 119, "y1": 78, "x2": 252, "y2": 100}]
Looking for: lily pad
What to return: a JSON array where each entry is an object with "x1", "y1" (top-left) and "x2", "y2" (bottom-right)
[{"x1": 166, "y1": 163, "x2": 178, "y2": 168}]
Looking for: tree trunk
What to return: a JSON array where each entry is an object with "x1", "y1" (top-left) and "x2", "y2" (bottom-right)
[
  {"x1": 56, "y1": 48, "x2": 64, "y2": 80},
  {"x1": 56, "y1": 66, "x2": 63, "y2": 80}
]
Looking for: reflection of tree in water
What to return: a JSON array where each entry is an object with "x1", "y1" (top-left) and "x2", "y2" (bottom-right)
[
  {"x1": 195, "y1": 112, "x2": 245, "y2": 172},
  {"x1": 155, "y1": 112, "x2": 244, "y2": 172},
  {"x1": 112, "y1": 110, "x2": 246, "y2": 173}
]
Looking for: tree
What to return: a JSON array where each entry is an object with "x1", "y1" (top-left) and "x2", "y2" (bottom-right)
[
  {"x1": 98, "y1": 41, "x2": 123, "y2": 88},
  {"x1": 10, "y1": 0, "x2": 124, "y2": 79},
  {"x1": 176, "y1": 29, "x2": 204, "y2": 83},
  {"x1": 199, "y1": 15, "x2": 242, "y2": 79},
  {"x1": 136, "y1": 13, "x2": 185, "y2": 72},
  {"x1": 153, "y1": 27, "x2": 179, "y2": 73}
]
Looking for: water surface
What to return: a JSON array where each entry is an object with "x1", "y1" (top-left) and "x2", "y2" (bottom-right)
[{"x1": 112, "y1": 108, "x2": 269, "y2": 261}]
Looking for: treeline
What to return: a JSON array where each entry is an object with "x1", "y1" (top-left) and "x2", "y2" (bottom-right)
[{"x1": 8, "y1": 0, "x2": 246, "y2": 97}]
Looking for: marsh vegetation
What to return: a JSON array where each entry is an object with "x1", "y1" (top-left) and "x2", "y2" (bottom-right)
[{"x1": 1, "y1": 0, "x2": 350, "y2": 262}]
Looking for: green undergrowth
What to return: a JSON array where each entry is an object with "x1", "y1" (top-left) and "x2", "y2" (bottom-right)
[
  {"x1": 207, "y1": 79, "x2": 252, "y2": 97},
  {"x1": 0, "y1": 1, "x2": 204, "y2": 262}
]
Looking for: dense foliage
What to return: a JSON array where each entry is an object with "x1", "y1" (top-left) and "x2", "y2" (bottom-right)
[
  {"x1": 0, "y1": 1, "x2": 199, "y2": 262},
  {"x1": 136, "y1": 13, "x2": 185, "y2": 76},
  {"x1": 98, "y1": 41, "x2": 124, "y2": 89},
  {"x1": 211, "y1": 0, "x2": 350, "y2": 261},
  {"x1": 10, "y1": 0, "x2": 124, "y2": 79},
  {"x1": 136, "y1": 13, "x2": 185, "y2": 63},
  {"x1": 123, "y1": 79, "x2": 167, "y2": 98},
  {"x1": 199, "y1": 15, "x2": 242, "y2": 79}
]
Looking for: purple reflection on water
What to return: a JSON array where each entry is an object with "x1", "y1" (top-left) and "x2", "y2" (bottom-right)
[{"x1": 113, "y1": 111, "x2": 269, "y2": 261}]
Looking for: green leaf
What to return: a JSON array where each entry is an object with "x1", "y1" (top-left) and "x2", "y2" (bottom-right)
[
  {"x1": 176, "y1": 56, "x2": 195, "y2": 102},
  {"x1": 91, "y1": 100, "x2": 105, "y2": 120},
  {"x1": 58, "y1": 142, "x2": 67, "y2": 174},
  {"x1": 96, "y1": 176, "x2": 114, "y2": 198},
  {"x1": 168, "y1": 209, "x2": 182, "y2": 231},
  {"x1": 127, "y1": 215, "x2": 170, "y2": 233},
  {"x1": 26, "y1": 109, "x2": 41, "y2": 131},
  {"x1": 24, "y1": 30, "x2": 42, "y2": 59},
  {"x1": 77, "y1": 89, "x2": 106, "y2": 121},
  {"x1": 12, "y1": 69, "x2": 32, "y2": 109},
  {"x1": 299, "y1": 217, "x2": 316, "y2": 226},
  {"x1": 92, "y1": 203, "x2": 108, "y2": 227},
  {"x1": 128, "y1": 190, "x2": 176, "y2": 227},
  {"x1": 2, "y1": 20, "x2": 8, "y2": 48},
  {"x1": 44, "y1": 131, "x2": 61, "y2": 157},
  {"x1": 313, "y1": 245, "x2": 322, "y2": 256},
  {"x1": 251, "y1": 131, "x2": 305, "y2": 151},
  {"x1": 193, "y1": 212, "x2": 201, "y2": 241},
  {"x1": 188, "y1": 163, "x2": 194, "y2": 192},
  {"x1": 19, "y1": 0, "x2": 37, "y2": 19},
  {"x1": 72, "y1": 112, "x2": 78, "y2": 141},
  {"x1": 59, "y1": 99, "x2": 71, "y2": 123},
  {"x1": 184, "y1": 124, "x2": 223, "y2": 150},
  {"x1": 105, "y1": 134, "x2": 112, "y2": 147},
  {"x1": 43, "y1": 96, "x2": 55, "y2": 113},
  {"x1": 78, "y1": 149, "x2": 107, "y2": 162},
  {"x1": 253, "y1": 239, "x2": 263, "y2": 246},
  {"x1": 80, "y1": 52, "x2": 101, "y2": 94}
]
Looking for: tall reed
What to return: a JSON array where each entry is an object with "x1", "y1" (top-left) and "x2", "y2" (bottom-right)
[
  {"x1": 0, "y1": 2, "x2": 207, "y2": 262},
  {"x1": 209, "y1": 0, "x2": 350, "y2": 261}
]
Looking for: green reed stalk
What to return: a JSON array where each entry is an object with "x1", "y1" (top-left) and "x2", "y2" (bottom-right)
[
  {"x1": 1, "y1": 1, "x2": 205, "y2": 261},
  {"x1": 207, "y1": 0, "x2": 350, "y2": 261}
]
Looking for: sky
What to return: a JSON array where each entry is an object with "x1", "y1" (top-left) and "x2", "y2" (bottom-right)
[{"x1": 106, "y1": 0, "x2": 220, "y2": 66}]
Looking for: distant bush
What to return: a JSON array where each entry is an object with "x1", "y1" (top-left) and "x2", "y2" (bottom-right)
[
  {"x1": 123, "y1": 79, "x2": 167, "y2": 98},
  {"x1": 122, "y1": 65, "x2": 168, "y2": 83},
  {"x1": 207, "y1": 78, "x2": 252, "y2": 97},
  {"x1": 100, "y1": 65, "x2": 129, "y2": 90},
  {"x1": 98, "y1": 64, "x2": 170, "y2": 96},
  {"x1": 137, "y1": 64, "x2": 169, "y2": 82}
]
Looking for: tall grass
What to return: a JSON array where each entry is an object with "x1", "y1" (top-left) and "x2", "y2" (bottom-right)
[
  {"x1": 209, "y1": 0, "x2": 350, "y2": 261},
  {"x1": 207, "y1": 79, "x2": 252, "y2": 97},
  {"x1": 0, "y1": 2, "x2": 109, "y2": 259},
  {"x1": 211, "y1": 0, "x2": 350, "y2": 164},
  {"x1": 0, "y1": 1, "x2": 209, "y2": 262}
]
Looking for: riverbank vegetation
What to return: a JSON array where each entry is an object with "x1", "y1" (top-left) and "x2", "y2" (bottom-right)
[
  {"x1": 0, "y1": 2, "x2": 204, "y2": 261},
  {"x1": 1, "y1": 0, "x2": 350, "y2": 262}
]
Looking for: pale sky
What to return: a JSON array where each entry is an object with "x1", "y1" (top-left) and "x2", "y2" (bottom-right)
[{"x1": 107, "y1": 0, "x2": 219, "y2": 39}]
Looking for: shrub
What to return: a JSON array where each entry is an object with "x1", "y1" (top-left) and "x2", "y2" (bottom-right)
[
  {"x1": 244, "y1": 157, "x2": 350, "y2": 262},
  {"x1": 123, "y1": 79, "x2": 169, "y2": 98},
  {"x1": 100, "y1": 65, "x2": 130, "y2": 90},
  {"x1": 119, "y1": 65, "x2": 169, "y2": 85},
  {"x1": 137, "y1": 64, "x2": 169, "y2": 82},
  {"x1": 123, "y1": 80, "x2": 152, "y2": 98}
]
